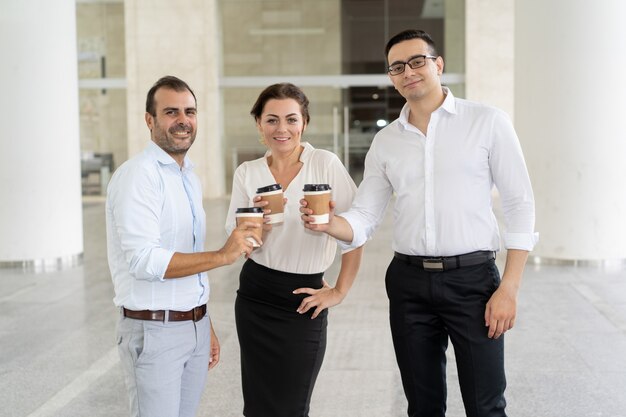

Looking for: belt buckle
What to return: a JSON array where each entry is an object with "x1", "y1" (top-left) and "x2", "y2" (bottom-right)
[
  {"x1": 192, "y1": 307, "x2": 198, "y2": 322},
  {"x1": 423, "y1": 258, "x2": 444, "y2": 271}
]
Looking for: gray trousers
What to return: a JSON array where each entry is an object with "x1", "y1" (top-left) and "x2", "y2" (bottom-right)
[{"x1": 116, "y1": 312, "x2": 211, "y2": 417}]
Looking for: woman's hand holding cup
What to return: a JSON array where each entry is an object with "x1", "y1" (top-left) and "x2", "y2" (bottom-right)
[
  {"x1": 255, "y1": 183, "x2": 285, "y2": 231},
  {"x1": 253, "y1": 196, "x2": 280, "y2": 232},
  {"x1": 300, "y1": 199, "x2": 336, "y2": 232}
]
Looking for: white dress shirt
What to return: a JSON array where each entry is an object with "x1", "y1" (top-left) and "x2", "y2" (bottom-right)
[
  {"x1": 341, "y1": 88, "x2": 538, "y2": 256},
  {"x1": 106, "y1": 141, "x2": 209, "y2": 310},
  {"x1": 226, "y1": 142, "x2": 357, "y2": 274}
]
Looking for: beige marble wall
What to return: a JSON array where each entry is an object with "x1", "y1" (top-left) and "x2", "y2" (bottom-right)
[
  {"x1": 77, "y1": 3, "x2": 127, "y2": 169},
  {"x1": 444, "y1": 0, "x2": 466, "y2": 98},
  {"x1": 219, "y1": 0, "x2": 343, "y2": 192},
  {"x1": 125, "y1": 0, "x2": 224, "y2": 197},
  {"x1": 465, "y1": 0, "x2": 514, "y2": 118},
  {"x1": 220, "y1": 0, "x2": 341, "y2": 76}
]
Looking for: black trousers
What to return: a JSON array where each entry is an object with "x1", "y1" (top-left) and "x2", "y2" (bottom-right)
[
  {"x1": 385, "y1": 256, "x2": 507, "y2": 417},
  {"x1": 235, "y1": 259, "x2": 327, "y2": 417}
]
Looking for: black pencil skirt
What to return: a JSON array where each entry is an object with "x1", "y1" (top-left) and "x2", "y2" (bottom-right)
[{"x1": 235, "y1": 259, "x2": 328, "y2": 417}]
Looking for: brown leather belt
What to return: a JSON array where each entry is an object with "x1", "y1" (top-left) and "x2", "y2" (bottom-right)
[
  {"x1": 394, "y1": 251, "x2": 495, "y2": 272},
  {"x1": 123, "y1": 304, "x2": 207, "y2": 322}
]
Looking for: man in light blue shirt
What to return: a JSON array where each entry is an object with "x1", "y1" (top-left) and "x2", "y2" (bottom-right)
[{"x1": 106, "y1": 76, "x2": 258, "y2": 417}]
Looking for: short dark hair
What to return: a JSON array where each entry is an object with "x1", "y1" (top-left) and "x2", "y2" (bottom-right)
[
  {"x1": 384, "y1": 29, "x2": 438, "y2": 63},
  {"x1": 250, "y1": 83, "x2": 310, "y2": 126},
  {"x1": 145, "y1": 75, "x2": 197, "y2": 116}
]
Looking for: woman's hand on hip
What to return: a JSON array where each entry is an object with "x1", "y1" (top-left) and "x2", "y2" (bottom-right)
[{"x1": 293, "y1": 279, "x2": 345, "y2": 319}]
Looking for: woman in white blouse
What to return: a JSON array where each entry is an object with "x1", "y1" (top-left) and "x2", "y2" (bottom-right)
[{"x1": 225, "y1": 83, "x2": 363, "y2": 417}]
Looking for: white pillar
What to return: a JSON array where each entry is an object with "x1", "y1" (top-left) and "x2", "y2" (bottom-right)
[
  {"x1": 465, "y1": 0, "x2": 514, "y2": 118},
  {"x1": 515, "y1": 0, "x2": 626, "y2": 262},
  {"x1": 124, "y1": 0, "x2": 225, "y2": 198},
  {"x1": 0, "y1": 0, "x2": 83, "y2": 270}
]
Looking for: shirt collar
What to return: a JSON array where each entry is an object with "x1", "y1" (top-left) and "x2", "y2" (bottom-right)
[
  {"x1": 398, "y1": 86, "x2": 457, "y2": 131},
  {"x1": 299, "y1": 142, "x2": 314, "y2": 162},
  {"x1": 439, "y1": 87, "x2": 457, "y2": 115},
  {"x1": 146, "y1": 140, "x2": 194, "y2": 170},
  {"x1": 264, "y1": 142, "x2": 314, "y2": 163}
]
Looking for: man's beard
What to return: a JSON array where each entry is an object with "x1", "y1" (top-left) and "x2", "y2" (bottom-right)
[{"x1": 153, "y1": 123, "x2": 196, "y2": 155}]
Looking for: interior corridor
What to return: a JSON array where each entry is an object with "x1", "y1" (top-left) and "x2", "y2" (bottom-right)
[{"x1": 1, "y1": 197, "x2": 625, "y2": 417}]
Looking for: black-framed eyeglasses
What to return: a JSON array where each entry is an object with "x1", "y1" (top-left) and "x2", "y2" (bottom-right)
[{"x1": 387, "y1": 55, "x2": 437, "y2": 76}]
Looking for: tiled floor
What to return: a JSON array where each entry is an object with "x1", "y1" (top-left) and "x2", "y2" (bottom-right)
[{"x1": 1, "y1": 197, "x2": 625, "y2": 417}]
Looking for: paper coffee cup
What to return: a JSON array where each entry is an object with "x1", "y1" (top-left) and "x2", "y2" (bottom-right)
[
  {"x1": 235, "y1": 207, "x2": 264, "y2": 247},
  {"x1": 256, "y1": 183, "x2": 284, "y2": 224},
  {"x1": 303, "y1": 184, "x2": 332, "y2": 224}
]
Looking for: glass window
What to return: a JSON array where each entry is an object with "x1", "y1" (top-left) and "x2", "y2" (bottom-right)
[
  {"x1": 76, "y1": 2, "x2": 126, "y2": 195},
  {"x1": 220, "y1": 0, "x2": 464, "y2": 186}
]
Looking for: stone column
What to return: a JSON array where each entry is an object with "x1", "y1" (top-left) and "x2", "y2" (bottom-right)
[
  {"x1": 444, "y1": 0, "x2": 466, "y2": 98},
  {"x1": 0, "y1": 0, "x2": 83, "y2": 270},
  {"x1": 515, "y1": 0, "x2": 626, "y2": 262},
  {"x1": 124, "y1": 0, "x2": 225, "y2": 198}
]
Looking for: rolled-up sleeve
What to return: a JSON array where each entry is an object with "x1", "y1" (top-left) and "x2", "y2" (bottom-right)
[
  {"x1": 503, "y1": 231, "x2": 539, "y2": 251},
  {"x1": 489, "y1": 110, "x2": 539, "y2": 251},
  {"x1": 337, "y1": 211, "x2": 369, "y2": 250},
  {"x1": 110, "y1": 165, "x2": 174, "y2": 281}
]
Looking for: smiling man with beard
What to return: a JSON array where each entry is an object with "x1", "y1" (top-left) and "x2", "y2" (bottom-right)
[{"x1": 106, "y1": 75, "x2": 259, "y2": 417}]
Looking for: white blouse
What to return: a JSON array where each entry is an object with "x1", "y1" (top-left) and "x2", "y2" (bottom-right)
[{"x1": 226, "y1": 142, "x2": 357, "y2": 274}]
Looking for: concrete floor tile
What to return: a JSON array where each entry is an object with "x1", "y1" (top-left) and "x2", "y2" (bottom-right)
[{"x1": 1, "y1": 198, "x2": 625, "y2": 417}]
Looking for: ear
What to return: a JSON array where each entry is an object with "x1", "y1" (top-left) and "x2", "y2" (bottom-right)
[
  {"x1": 255, "y1": 120, "x2": 267, "y2": 145},
  {"x1": 436, "y1": 56, "x2": 445, "y2": 76},
  {"x1": 145, "y1": 112, "x2": 154, "y2": 131}
]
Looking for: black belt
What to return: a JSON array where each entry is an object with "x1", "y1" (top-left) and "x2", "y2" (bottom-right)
[
  {"x1": 394, "y1": 251, "x2": 495, "y2": 272},
  {"x1": 123, "y1": 304, "x2": 207, "y2": 322}
]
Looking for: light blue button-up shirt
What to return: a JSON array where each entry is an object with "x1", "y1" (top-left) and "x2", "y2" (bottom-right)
[{"x1": 106, "y1": 141, "x2": 208, "y2": 311}]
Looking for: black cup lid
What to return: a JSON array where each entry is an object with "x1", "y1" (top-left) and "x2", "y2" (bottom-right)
[
  {"x1": 256, "y1": 183, "x2": 282, "y2": 193},
  {"x1": 303, "y1": 183, "x2": 331, "y2": 192},
  {"x1": 235, "y1": 207, "x2": 264, "y2": 213}
]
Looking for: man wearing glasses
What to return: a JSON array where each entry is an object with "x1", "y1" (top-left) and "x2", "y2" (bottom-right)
[{"x1": 301, "y1": 29, "x2": 537, "y2": 417}]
